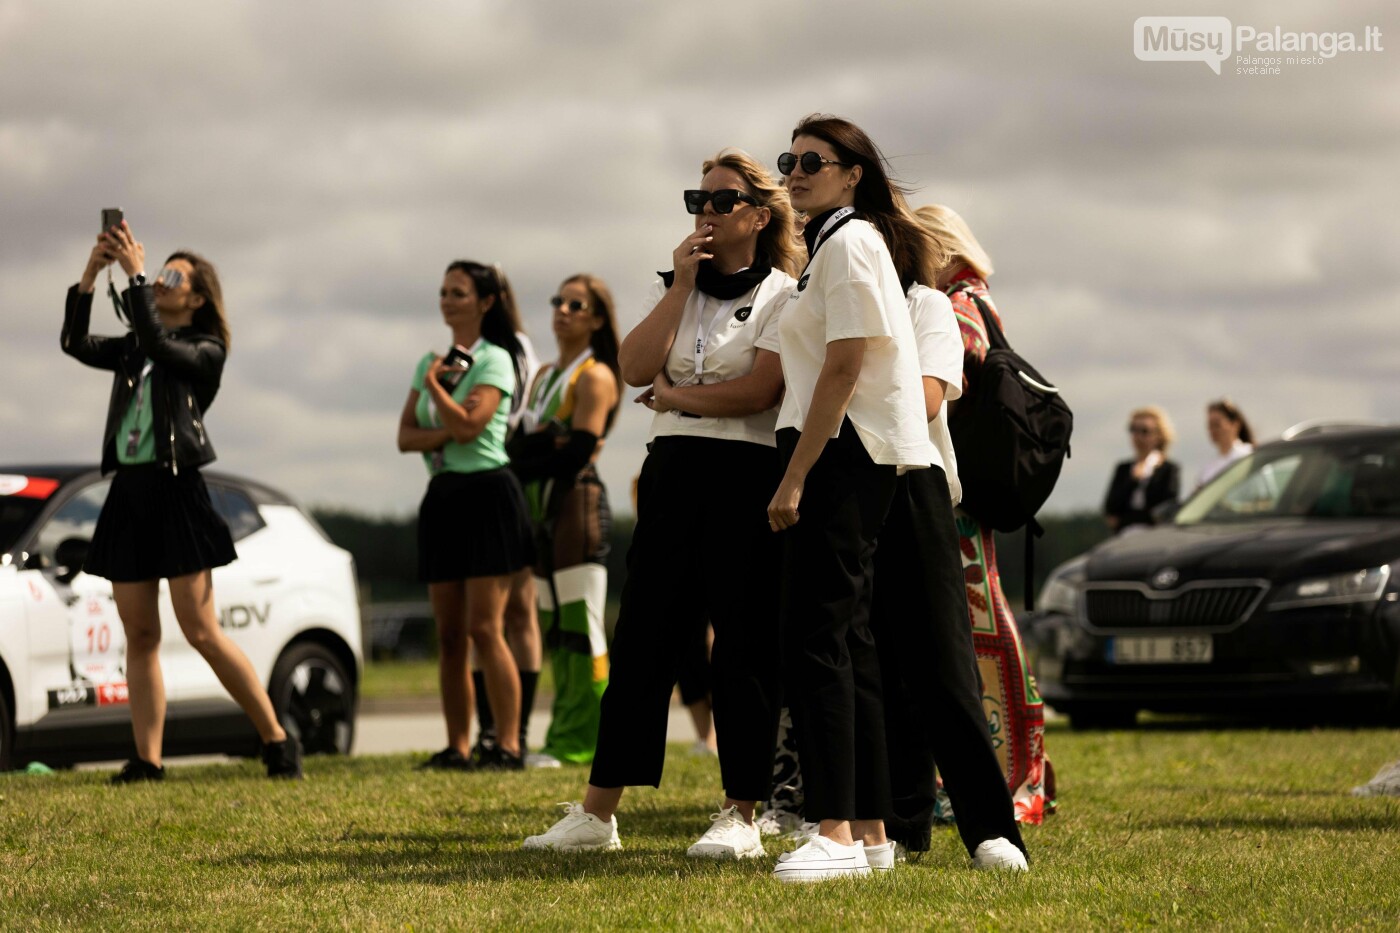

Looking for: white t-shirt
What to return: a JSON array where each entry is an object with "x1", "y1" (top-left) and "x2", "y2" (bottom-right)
[
  {"x1": 907, "y1": 284, "x2": 965, "y2": 504},
  {"x1": 1196, "y1": 439, "x2": 1253, "y2": 490},
  {"x1": 771, "y1": 219, "x2": 934, "y2": 470},
  {"x1": 507, "y1": 331, "x2": 541, "y2": 430},
  {"x1": 635, "y1": 267, "x2": 796, "y2": 447}
]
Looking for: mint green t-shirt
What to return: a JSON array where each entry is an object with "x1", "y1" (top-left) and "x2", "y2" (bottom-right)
[
  {"x1": 412, "y1": 341, "x2": 515, "y2": 475},
  {"x1": 116, "y1": 365, "x2": 156, "y2": 466}
]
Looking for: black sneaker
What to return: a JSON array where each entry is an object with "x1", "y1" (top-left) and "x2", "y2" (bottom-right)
[
  {"x1": 475, "y1": 744, "x2": 525, "y2": 772},
  {"x1": 418, "y1": 747, "x2": 475, "y2": 771},
  {"x1": 470, "y1": 732, "x2": 499, "y2": 768},
  {"x1": 111, "y1": 758, "x2": 165, "y2": 785},
  {"x1": 262, "y1": 736, "x2": 304, "y2": 779}
]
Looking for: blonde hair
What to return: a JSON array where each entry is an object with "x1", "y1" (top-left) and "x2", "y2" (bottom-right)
[
  {"x1": 702, "y1": 147, "x2": 805, "y2": 278},
  {"x1": 915, "y1": 204, "x2": 994, "y2": 281},
  {"x1": 1130, "y1": 405, "x2": 1176, "y2": 453}
]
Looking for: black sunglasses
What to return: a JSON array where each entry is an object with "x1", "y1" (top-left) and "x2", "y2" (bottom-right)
[
  {"x1": 550, "y1": 295, "x2": 591, "y2": 313},
  {"x1": 683, "y1": 188, "x2": 759, "y2": 215},
  {"x1": 777, "y1": 151, "x2": 851, "y2": 176}
]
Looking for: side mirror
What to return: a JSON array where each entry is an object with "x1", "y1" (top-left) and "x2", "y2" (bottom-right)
[{"x1": 53, "y1": 538, "x2": 90, "y2": 584}]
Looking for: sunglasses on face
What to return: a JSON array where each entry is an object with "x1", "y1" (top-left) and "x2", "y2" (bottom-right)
[
  {"x1": 154, "y1": 267, "x2": 185, "y2": 289},
  {"x1": 550, "y1": 295, "x2": 591, "y2": 313},
  {"x1": 777, "y1": 151, "x2": 851, "y2": 176},
  {"x1": 1129, "y1": 425, "x2": 1156, "y2": 436},
  {"x1": 683, "y1": 188, "x2": 759, "y2": 215}
]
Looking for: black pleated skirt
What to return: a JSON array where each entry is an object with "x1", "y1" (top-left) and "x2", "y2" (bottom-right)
[
  {"x1": 418, "y1": 467, "x2": 536, "y2": 582},
  {"x1": 85, "y1": 464, "x2": 237, "y2": 582}
]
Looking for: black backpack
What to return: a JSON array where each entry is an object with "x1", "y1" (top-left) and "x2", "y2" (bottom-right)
[{"x1": 947, "y1": 286, "x2": 1072, "y2": 605}]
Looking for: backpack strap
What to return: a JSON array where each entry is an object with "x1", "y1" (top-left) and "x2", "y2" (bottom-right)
[{"x1": 951, "y1": 282, "x2": 1010, "y2": 352}]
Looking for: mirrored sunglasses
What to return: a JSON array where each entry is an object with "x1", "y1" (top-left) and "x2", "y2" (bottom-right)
[
  {"x1": 777, "y1": 151, "x2": 851, "y2": 176},
  {"x1": 550, "y1": 295, "x2": 590, "y2": 313},
  {"x1": 683, "y1": 188, "x2": 759, "y2": 215},
  {"x1": 155, "y1": 267, "x2": 185, "y2": 289}
]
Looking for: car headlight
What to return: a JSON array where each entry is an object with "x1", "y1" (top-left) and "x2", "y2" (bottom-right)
[
  {"x1": 1269, "y1": 565, "x2": 1391, "y2": 610},
  {"x1": 1037, "y1": 557, "x2": 1087, "y2": 616}
]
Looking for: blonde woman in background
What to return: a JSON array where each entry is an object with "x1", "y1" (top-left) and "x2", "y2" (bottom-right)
[
  {"x1": 921, "y1": 203, "x2": 1056, "y2": 824},
  {"x1": 1104, "y1": 405, "x2": 1181, "y2": 533}
]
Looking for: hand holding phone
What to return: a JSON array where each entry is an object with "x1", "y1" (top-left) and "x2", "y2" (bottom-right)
[
  {"x1": 435, "y1": 345, "x2": 474, "y2": 389},
  {"x1": 101, "y1": 207, "x2": 124, "y2": 233}
]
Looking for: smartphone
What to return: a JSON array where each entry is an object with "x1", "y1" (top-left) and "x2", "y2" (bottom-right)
[
  {"x1": 436, "y1": 345, "x2": 475, "y2": 389},
  {"x1": 101, "y1": 207, "x2": 123, "y2": 233}
]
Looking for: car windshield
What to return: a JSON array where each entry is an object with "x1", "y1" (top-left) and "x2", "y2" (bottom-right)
[{"x1": 1176, "y1": 437, "x2": 1400, "y2": 524}]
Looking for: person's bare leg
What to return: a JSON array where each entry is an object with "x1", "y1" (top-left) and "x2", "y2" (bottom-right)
[
  {"x1": 429, "y1": 580, "x2": 473, "y2": 755},
  {"x1": 723, "y1": 798, "x2": 756, "y2": 822},
  {"x1": 169, "y1": 570, "x2": 286, "y2": 743},
  {"x1": 851, "y1": 818, "x2": 887, "y2": 847},
  {"x1": 583, "y1": 784, "x2": 625, "y2": 822},
  {"x1": 688, "y1": 696, "x2": 716, "y2": 750},
  {"x1": 504, "y1": 569, "x2": 542, "y2": 671},
  {"x1": 466, "y1": 575, "x2": 520, "y2": 756},
  {"x1": 818, "y1": 819, "x2": 855, "y2": 846},
  {"x1": 112, "y1": 580, "x2": 165, "y2": 766}
]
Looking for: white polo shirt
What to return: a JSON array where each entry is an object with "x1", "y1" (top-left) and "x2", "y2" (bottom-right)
[
  {"x1": 907, "y1": 284, "x2": 965, "y2": 504},
  {"x1": 635, "y1": 267, "x2": 796, "y2": 447},
  {"x1": 769, "y1": 219, "x2": 934, "y2": 470}
]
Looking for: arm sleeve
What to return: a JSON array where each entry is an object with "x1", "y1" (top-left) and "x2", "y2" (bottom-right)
[
  {"x1": 909, "y1": 288, "x2": 964, "y2": 402},
  {"x1": 753, "y1": 283, "x2": 791, "y2": 354},
  {"x1": 823, "y1": 239, "x2": 894, "y2": 343},
  {"x1": 60, "y1": 285, "x2": 126, "y2": 370},
  {"x1": 509, "y1": 430, "x2": 600, "y2": 484},
  {"x1": 1103, "y1": 463, "x2": 1130, "y2": 517},
  {"x1": 468, "y1": 345, "x2": 516, "y2": 397},
  {"x1": 631, "y1": 279, "x2": 669, "y2": 331},
  {"x1": 410, "y1": 353, "x2": 431, "y2": 394},
  {"x1": 126, "y1": 286, "x2": 225, "y2": 385}
]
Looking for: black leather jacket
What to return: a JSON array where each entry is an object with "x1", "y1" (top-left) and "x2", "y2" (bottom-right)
[{"x1": 61, "y1": 284, "x2": 225, "y2": 476}]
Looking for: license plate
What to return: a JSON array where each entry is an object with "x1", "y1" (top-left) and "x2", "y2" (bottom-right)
[{"x1": 1110, "y1": 635, "x2": 1213, "y2": 664}]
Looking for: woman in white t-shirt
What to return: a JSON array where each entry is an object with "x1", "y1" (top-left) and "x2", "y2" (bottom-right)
[
  {"x1": 765, "y1": 114, "x2": 937, "y2": 882},
  {"x1": 1195, "y1": 398, "x2": 1255, "y2": 491},
  {"x1": 523, "y1": 148, "x2": 802, "y2": 859}
]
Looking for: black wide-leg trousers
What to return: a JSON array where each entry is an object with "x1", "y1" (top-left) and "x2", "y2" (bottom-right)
[
  {"x1": 776, "y1": 424, "x2": 897, "y2": 822},
  {"x1": 590, "y1": 436, "x2": 783, "y2": 802},
  {"x1": 872, "y1": 466, "x2": 1027, "y2": 858}
]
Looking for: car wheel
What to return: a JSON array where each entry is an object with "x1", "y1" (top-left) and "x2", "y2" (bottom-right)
[
  {"x1": 1068, "y1": 706, "x2": 1139, "y2": 730},
  {"x1": 269, "y1": 642, "x2": 355, "y2": 755},
  {"x1": 0, "y1": 687, "x2": 12, "y2": 771}
]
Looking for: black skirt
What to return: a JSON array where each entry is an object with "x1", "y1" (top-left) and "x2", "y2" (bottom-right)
[
  {"x1": 85, "y1": 464, "x2": 237, "y2": 582},
  {"x1": 418, "y1": 468, "x2": 536, "y2": 582}
]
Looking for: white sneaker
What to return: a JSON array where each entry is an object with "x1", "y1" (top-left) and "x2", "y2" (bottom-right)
[
  {"x1": 1352, "y1": 759, "x2": 1400, "y2": 797},
  {"x1": 524, "y1": 752, "x2": 562, "y2": 770},
  {"x1": 864, "y1": 841, "x2": 895, "y2": 872},
  {"x1": 690, "y1": 739, "x2": 717, "y2": 757},
  {"x1": 772, "y1": 835, "x2": 871, "y2": 882},
  {"x1": 686, "y1": 806, "x2": 765, "y2": 860},
  {"x1": 971, "y1": 837, "x2": 1028, "y2": 871},
  {"x1": 754, "y1": 808, "x2": 803, "y2": 837},
  {"x1": 521, "y1": 803, "x2": 621, "y2": 852}
]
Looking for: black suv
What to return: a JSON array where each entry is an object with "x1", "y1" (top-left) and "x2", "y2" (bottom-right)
[{"x1": 1035, "y1": 424, "x2": 1400, "y2": 727}]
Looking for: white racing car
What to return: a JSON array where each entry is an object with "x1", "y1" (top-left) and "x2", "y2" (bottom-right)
[{"x1": 0, "y1": 465, "x2": 362, "y2": 769}]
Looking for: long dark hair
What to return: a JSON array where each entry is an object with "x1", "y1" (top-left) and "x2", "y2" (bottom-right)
[
  {"x1": 1209, "y1": 398, "x2": 1255, "y2": 445},
  {"x1": 790, "y1": 114, "x2": 937, "y2": 290},
  {"x1": 561, "y1": 273, "x2": 622, "y2": 435},
  {"x1": 166, "y1": 250, "x2": 230, "y2": 350},
  {"x1": 445, "y1": 259, "x2": 525, "y2": 396}
]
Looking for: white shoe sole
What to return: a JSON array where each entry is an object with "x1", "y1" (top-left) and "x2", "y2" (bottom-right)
[
  {"x1": 773, "y1": 865, "x2": 872, "y2": 883},
  {"x1": 971, "y1": 855, "x2": 1028, "y2": 871},
  {"x1": 521, "y1": 837, "x2": 622, "y2": 852},
  {"x1": 686, "y1": 841, "x2": 766, "y2": 860}
]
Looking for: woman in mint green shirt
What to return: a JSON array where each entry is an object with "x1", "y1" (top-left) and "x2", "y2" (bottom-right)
[{"x1": 397, "y1": 260, "x2": 534, "y2": 771}]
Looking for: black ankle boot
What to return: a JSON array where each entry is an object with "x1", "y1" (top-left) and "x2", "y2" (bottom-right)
[
  {"x1": 111, "y1": 758, "x2": 165, "y2": 785},
  {"x1": 262, "y1": 735, "x2": 304, "y2": 779}
]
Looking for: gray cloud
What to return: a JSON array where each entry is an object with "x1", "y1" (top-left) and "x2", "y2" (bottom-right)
[{"x1": 2, "y1": 0, "x2": 1396, "y2": 519}]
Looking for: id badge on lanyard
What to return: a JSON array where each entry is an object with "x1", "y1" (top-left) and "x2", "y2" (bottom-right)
[
  {"x1": 126, "y1": 360, "x2": 155, "y2": 458},
  {"x1": 689, "y1": 296, "x2": 737, "y2": 386}
]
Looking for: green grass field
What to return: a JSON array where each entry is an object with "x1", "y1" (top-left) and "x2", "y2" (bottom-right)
[{"x1": 3, "y1": 725, "x2": 1398, "y2": 930}]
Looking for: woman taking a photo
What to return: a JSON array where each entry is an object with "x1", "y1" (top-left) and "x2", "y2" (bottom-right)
[
  {"x1": 508, "y1": 274, "x2": 621, "y2": 767},
  {"x1": 766, "y1": 114, "x2": 935, "y2": 881},
  {"x1": 62, "y1": 222, "x2": 301, "y2": 783},
  {"x1": 398, "y1": 260, "x2": 534, "y2": 771},
  {"x1": 523, "y1": 148, "x2": 800, "y2": 858}
]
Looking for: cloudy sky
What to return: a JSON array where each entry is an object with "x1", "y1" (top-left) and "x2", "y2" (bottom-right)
[{"x1": 3, "y1": 0, "x2": 1396, "y2": 518}]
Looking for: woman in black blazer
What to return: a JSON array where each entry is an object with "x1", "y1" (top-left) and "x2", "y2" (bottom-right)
[{"x1": 1104, "y1": 405, "x2": 1181, "y2": 533}]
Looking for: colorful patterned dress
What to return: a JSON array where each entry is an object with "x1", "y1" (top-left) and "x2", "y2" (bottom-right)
[{"x1": 946, "y1": 267, "x2": 1055, "y2": 823}]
